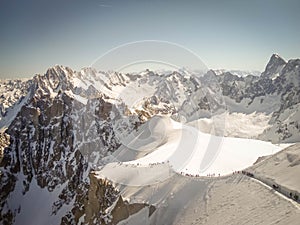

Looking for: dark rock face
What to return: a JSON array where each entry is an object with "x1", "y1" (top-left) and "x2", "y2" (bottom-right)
[
  {"x1": 83, "y1": 174, "x2": 155, "y2": 225},
  {"x1": 0, "y1": 67, "x2": 140, "y2": 225},
  {"x1": 83, "y1": 175, "x2": 119, "y2": 224}
]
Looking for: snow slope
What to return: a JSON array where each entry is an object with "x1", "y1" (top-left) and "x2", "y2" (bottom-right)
[
  {"x1": 101, "y1": 116, "x2": 285, "y2": 178},
  {"x1": 259, "y1": 103, "x2": 300, "y2": 143},
  {"x1": 248, "y1": 143, "x2": 300, "y2": 192},
  {"x1": 94, "y1": 144, "x2": 300, "y2": 225},
  {"x1": 175, "y1": 174, "x2": 300, "y2": 225},
  {"x1": 94, "y1": 162, "x2": 300, "y2": 225},
  {"x1": 187, "y1": 112, "x2": 272, "y2": 139}
]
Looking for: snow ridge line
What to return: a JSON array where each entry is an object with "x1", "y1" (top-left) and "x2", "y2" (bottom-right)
[{"x1": 243, "y1": 171, "x2": 300, "y2": 209}]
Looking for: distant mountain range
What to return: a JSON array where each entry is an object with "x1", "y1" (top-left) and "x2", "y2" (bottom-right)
[
  {"x1": 0, "y1": 54, "x2": 299, "y2": 224},
  {"x1": 213, "y1": 69, "x2": 261, "y2": 77}
]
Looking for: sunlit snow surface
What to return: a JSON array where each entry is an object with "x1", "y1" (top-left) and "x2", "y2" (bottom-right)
[
  {"x1": 97, "y1": 116, "x2": 288, "y2": 186},
  {"x1": 187, "y1": 112, "x2": 272, "y2": 139}
]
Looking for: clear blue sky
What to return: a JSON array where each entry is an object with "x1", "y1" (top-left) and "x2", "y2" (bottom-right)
[{"x1": 0, "y1": 0, "x2": 299, "y2": 78}]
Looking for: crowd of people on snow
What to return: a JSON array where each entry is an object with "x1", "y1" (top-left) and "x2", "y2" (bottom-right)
[
  {"x1": 178, "y1": 172, "x2": 221, "y2": 178},
  {"x1": 232, "y1": 170, "x2": 254, "y2": 177},
  {"x1": 241, "y1": 170, "x2": 254, "y2": 177}
]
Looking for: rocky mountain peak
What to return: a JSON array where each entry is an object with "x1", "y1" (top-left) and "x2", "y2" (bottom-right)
[
  {"x1": 261, "y1": 54, "x2": 287, "y2": 79},
  {"x1": 46, "y1": 65, "x2": 74, "y2": 82}
]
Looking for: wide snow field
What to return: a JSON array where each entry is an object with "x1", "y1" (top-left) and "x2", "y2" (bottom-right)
[{"x1": 117, "y1": 116, "x2": 288, "y2": 176}]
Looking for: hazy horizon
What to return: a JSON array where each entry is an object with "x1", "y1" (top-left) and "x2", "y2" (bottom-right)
[{"x1": 1, "y1": 0, "x2": 300, "y2": 78}]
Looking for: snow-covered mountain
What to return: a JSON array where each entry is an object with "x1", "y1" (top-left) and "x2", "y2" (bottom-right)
[
  {"x1": 213, "y1": 69, "x2": 261, "y2": 77},
  {"x1": 0, "y1": 66, "x2": 141, "y2": 224},
  {"x1": 200, "y1": 54, "x2": 300, "y2": 143},
  {"x1": 0, "y1": 54, "x2": 299, "y2": 224}
]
